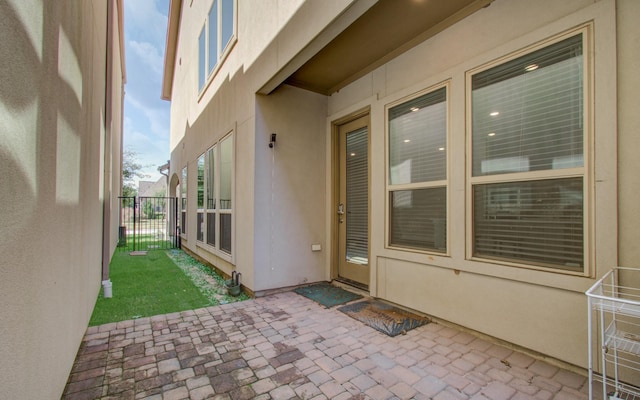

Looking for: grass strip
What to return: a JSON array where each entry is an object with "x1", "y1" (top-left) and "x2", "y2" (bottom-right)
[{"x1": 89, "y1": 250, "x2": 212, "y2": 326}]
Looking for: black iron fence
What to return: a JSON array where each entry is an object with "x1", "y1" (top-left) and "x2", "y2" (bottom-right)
[{"x1": 118, "y1": 196, "x2": 179, "y2": 251}]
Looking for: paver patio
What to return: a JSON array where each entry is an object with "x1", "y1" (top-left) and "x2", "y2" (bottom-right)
[{"x1": 63, "y1": 291, "x2": 590, "y2": 399}]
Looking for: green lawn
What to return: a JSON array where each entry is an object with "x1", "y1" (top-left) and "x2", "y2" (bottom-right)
[{"x1": 89, "y1": 250, "x2": 213, "y2": 326}]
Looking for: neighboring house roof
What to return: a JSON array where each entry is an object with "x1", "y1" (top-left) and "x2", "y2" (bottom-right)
[{"x1": 138, "y1": 177, "x2": 167, "y2": 197}]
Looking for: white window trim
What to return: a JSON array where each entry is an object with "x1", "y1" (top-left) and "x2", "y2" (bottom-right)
[
  {"x1": 196, "y1": 153, "x2": 206, "y2": 243},
  {"x1": 180, "y1": 166, "x2": 188, "y2": 240},
  {"x1": 195, "y1": 130, "x2": 235, "y2": 264},
  {"x1": 384, "y1": 80, "x2": 451, "y2": 256},
  {"x1": 464, "y1": 23, "x2": 594, "y2": 277},
  {"x1": 198, "y1": 0, "x2": 238, "y2": 97},
  {"x1": 205, "y1": 144, "x2": 217, "y2": 249}
]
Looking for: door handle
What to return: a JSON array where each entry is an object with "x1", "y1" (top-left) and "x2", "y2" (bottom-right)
[{"x1": 337, "y1": 203, "x2": 345, "y2": 215}]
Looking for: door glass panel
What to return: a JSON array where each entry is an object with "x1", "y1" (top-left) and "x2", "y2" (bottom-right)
[{"x1": 346, "y1": 127, "x2": 368, "y2": 264}]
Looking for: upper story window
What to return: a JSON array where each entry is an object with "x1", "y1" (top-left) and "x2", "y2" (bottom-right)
[
  {"x1": 387, "y1": 84, "x2": 448, "y2": 253},
  {"x1": 468, "y1": 27, "x2": 589, "y2": 273},
  {"x1": 199, "y1": 0, "x2": 236, "y2": 93}
]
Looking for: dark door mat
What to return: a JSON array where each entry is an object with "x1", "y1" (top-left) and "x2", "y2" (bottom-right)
[
  {"x1": 293, "y1": 282, "x2": 363, "y2": 308},
  {"x1": 337, "y1": 299, "x2": 431, "y2": 337}
]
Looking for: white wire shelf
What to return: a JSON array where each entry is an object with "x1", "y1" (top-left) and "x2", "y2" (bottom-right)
[
  {"x1": 604, "y1": 324, "x2": 640, "y2": 357},
  {"x1": 587, "y1": 267, "x2": 640, "y2": 400}
]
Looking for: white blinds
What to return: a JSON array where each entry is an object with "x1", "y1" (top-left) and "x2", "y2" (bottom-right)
[
  {"x1": 388, "y1": 87, "x2": 447, "y2": 253},
  {"x1": 471, "y1": 33, "x2": 585, "y2": 271},
  {"x1": 390, "y1": 188, "x2": 447, "y2": 251},
  {"x1": 472, "y1": 34, "x2": 583, "y2": 176},
  {"x1": 346, "y1": 127, "x2": 368, "y2": 262},
  {"x1": 473, "y1": 178, "x2": 583, "y2": 270},
  {"x1": 389, "y1": 88, "x2": 447, "y2": 184}
]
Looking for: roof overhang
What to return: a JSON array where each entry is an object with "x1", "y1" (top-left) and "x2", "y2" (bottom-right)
[
  {"x1": 262, "y1": 0, "x2": 494, "y2": 96},
  {"x1": 161, "y1": 0, "x2": 494, "y2": 99},
  {"x1": 161, "y1": 0, "x2": 182, "y2": 100}
]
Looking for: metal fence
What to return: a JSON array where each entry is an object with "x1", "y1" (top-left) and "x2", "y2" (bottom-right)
[{"x1": 118, "y1": 196, "x2": 179, "y2": 251}]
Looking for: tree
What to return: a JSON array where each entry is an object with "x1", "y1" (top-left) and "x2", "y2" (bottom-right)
[{"x1": 122, "y1": 148, "x2": 148, "y2": 197}]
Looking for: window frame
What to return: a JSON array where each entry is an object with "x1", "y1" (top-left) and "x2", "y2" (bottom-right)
[
  {"x1": 195, "y1": 131, "x2": 234, "y2": 262},
  {"x1": 206, "y1": 145, "x2": 217, "y2": 248},
  {"x1": 198, "y1": 0, "x2": 237, "y2": 94},
  {"x1": 196, "y1": 154, "x2": 205, "y2": 242},
  {"x1": 465, "y1": 24, "x2": 594, "y2": 276},
  {"x1": 180, "y1": 166, "x2": 188, "y2": 238},
  {"x1": 217, "y1": 134, "x2": 234, "y2": 255},
  {"x1": 384, "y1": 81, "x2": 451, "y2": 256}
]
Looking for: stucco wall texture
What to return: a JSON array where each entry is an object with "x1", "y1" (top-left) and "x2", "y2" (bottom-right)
[
  {"x1": 164, "y1": 0, "x2": 640, "y2": 371},
  {"x1": 0, "y1": 1, "x2": 124, "y2": 398}
]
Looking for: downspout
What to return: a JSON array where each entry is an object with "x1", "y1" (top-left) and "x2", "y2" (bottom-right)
[
  {"x1": 101, "y1": 0, "x2": 115, "y2": 298},
  {"x1": 158, "y1": 160, "x2": 170, "y2": 197}
]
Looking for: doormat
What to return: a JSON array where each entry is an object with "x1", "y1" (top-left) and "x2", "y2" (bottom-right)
[
  {"x1": 294, "y1": 282, "x2": 363, "y2": 308},
  {"x1": 337, "y1": 299, "x2": 430, "y2": 337}
]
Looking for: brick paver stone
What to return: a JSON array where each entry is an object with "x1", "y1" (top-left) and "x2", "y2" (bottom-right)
[{"x1": 62, "y1": 292, "x2": 588, "y2": 400}]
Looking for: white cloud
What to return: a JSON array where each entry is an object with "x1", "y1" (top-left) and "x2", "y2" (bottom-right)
[
  {"x1": 122, "y1": 0, "x2": 171, "y2": 188},
  {"x1": 129, "y1": 40, "x2": 163, "y2": 76},
  {"x1": 123, "y1": 116, "x2": 169, "y2": 186},
  {"x1": 126, "y1": 94, "x2": 169, "y2": 139},
  {"x1": 124, "y1": 0, "x2": 168, "y2": 45}
]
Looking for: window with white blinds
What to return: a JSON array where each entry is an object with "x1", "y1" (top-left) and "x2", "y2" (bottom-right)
[
  {"x1": 388, "y1": 86, "x2": 447, "y2": 252},
  {"x1": 470, "y1": 30, "x2": 587, "y2": 272},
  {"x1": 346, "y1": 128, "x2": 368, "y2": 263}
]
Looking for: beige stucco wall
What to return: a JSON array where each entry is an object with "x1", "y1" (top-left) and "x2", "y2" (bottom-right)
[
  {"x1": 166, "y1": 0, "x2": 639, "y2": 368},
  {"x1": 107, "y1": 1, "x2": 125, "y2": 265},
  {"x1": 168, "y1": 1, "x2": 356, "y2": 291},
  {"x1": 617, "y1": 0, "x2": 640, "y2": 272},
  {"x1": 168, "y1": 0, "x2": 308, "y2": 151},
  {"x1": 253, "y1": 85, "x2": 328, "y2": 292},
  {"x1": 326, "y1": 0, "x2": 619, "y2": 368},
  {"x1": 0, "y1": 1, "x2": 124, "y2": 398}
]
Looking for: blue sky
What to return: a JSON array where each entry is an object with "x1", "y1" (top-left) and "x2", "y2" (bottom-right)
[{"x1": 123, "y1": 0, "x2": 171, "y2": 186}]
